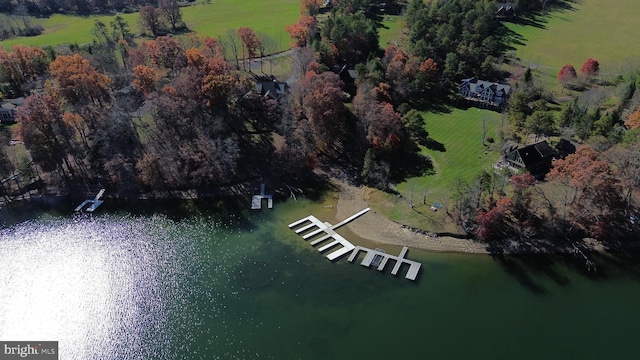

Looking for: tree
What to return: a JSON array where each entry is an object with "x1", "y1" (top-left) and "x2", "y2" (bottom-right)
[
  {"x1": 222, "y1": 28, "x2": 242, "y2": 70},
  {"x1": 144, "y1": 36, "x2": 186, "y2": 72},
  {"x1": 301, "y1": 0, "x2": 324, "y2": 15},
  {"x1": 159, "y1": 0, "x2": 184, "y2": 31},
  {"x1": 558, "y1": 64, "x2": 577, "y2": 91},
  {"x1": 525, "y1": 110, "x2": 556, "y2": 141},
  {"x1": 476, "y1": 197, "x2": 513, "y2": 241},
  {"x1": 285, "y1": 16, "x2": 316, "y2": 47},
  {"x1": 16, "y1": 94, "x2": 77, "y2": 178},
  {"x1": 0, "y1": 45, "x2": 49, "y2": 96},
  {"x1": 238, "y1": 27, "x2": 261, "y2": 70},
  {"x1": 300, "y1": 70, "x2": 347, "y2": 150},
  {"x1": 547, "y1": 146, "x2": 625, "y2": 239},
  {"x1": 626, "y1": 108, "x2": 640, "y2": 130},
  {"x1": 139, "y1": 4, "x2": 165, "y2": 37},
  {"x1": 49, "y1": 53, "x2": 112, "y2": 106},
  {"x1": 580, "y1": 58, "x2": 600, "y2": 77}
]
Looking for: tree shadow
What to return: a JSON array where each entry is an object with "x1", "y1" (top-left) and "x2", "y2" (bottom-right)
[
  {"x1": 390, "y1": 152, "x2": 434, "y2": 183},
  {"x1": 422, "y1": 137, "x2": 446, "y2": 152}
]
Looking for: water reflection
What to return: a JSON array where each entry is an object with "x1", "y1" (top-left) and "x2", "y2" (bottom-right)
[{"x1": 0, "y1": 216, "x2": 180, "y2": 359}]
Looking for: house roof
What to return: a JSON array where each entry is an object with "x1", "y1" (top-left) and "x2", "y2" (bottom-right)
[
  {"x1": 256, "y1": 80, "x2": 288, "y2": 98},
  {"x1": 460, "y1": 77, "x2": 512, "y2": 96},
  {"x1": 515, "y1": 140, "x2": 554, "y2": 167}
]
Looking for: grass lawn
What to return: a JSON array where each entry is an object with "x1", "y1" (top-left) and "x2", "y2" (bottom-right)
[
  {"x1": 370, "y1": 108, "x2": 504, "y2": 232},
  {"x1": 507, "y1": 0, "x2": 640, "y2": 83},
  {"x1": 1, "y1": 1, "x2": 299, "y2": 52},
  {"x1": 378, "y1": 15, "x2": 406, "y2": 49}
]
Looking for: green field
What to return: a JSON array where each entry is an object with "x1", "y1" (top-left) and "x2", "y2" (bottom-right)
[
  {"x1": 370, "y1": 108, "x2": 503, "y2": 231},
  {"x1": 508, "y1": 0, "x2": 640, "y2": 75},
  {"x1": 1, "y1": 1, "x2": 300, "y2": 52},
  {"x1": 379, "y1": 15, "x2": 405, "y2": 49}
]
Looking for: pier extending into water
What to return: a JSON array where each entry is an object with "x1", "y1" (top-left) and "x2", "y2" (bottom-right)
[
  {"x1": 251, "y1": 184, "x2": 273, "y2": 209},
  {"x1": 75, "y1": 189, "x2": 105, "y2": 213},
  {"x1": 348, "y1": 246, "x2": 421, "y2": 281},
  {"x1": 288, "y1": 208, "x2": 421, "y2": 281}
]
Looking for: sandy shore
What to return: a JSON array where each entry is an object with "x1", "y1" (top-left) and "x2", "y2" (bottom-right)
[{"x1": 334, "y1": 181, "x2": 490, "y2": 254}]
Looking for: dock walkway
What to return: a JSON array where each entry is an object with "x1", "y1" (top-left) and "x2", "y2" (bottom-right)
[
  {"x1": 251, "y1": 184, "x2": 273, "y2": 209},
  {"x1": 75, "y1": 189, "x2": 105, "y2": 213},
  {"x1": 347, "y1": 246, "x2": 421, "y2": 281},
  {"x1": 288, "y1": 209, "x2": 422, "y2": 281}
]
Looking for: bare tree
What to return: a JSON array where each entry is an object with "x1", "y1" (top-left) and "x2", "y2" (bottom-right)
[{"x1": 222, "y1": 29, "x2": 241, "y2": 70}]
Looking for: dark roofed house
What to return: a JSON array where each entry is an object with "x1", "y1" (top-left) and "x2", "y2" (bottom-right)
[
  {"x1": 459, "y1": 77, "x2": 512, "y2": 110},
  {"x1": 496, "y1": 3, "x2": 517, "y2": 19},
  {"x1": 502, "y1": 140, "x2": 555, "y2": 179},
  {"x1": 0, "y1": 103, "x2": 17, "y2": 124},
  {"x1": 256, "y1": 78, "x2": 289, "y2": 99}
]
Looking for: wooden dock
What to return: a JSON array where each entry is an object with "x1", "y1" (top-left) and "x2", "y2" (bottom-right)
[
  {"x1": 75, "y1": 189, "x2": 105, "y2": 213},
  {"x1": 251, "y1": 184, "x2": 273, "y2": 209},
  {"x1": 347, "y1": 246, "x2": 421, "y2": 281}
]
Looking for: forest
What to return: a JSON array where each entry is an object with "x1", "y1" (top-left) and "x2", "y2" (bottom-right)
[{"x1": 1, "y1": 0, "x2": 639, "y2": 244}]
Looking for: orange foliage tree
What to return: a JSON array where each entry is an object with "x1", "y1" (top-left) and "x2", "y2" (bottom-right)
[
  {"x1": 49, "y1": 53, "x2": 112, "y2": 106},
  {"x1": 285, "y1": 16, "x2": 317, "y2": 47}
]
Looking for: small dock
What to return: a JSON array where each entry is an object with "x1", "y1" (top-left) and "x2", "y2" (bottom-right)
[
  {"x1": 75, "y1": 189, "x2": 105, "y2": 213},
  {"x1": 251, "y1": 184, "x2": 273, "y2": 209},
  {"x1": 348, "y1": 246, "x2": 421, "y2": 281}
]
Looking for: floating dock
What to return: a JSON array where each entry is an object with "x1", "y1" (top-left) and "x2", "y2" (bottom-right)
[
  {"x1": 251, "y1": 184, "x2": 273, "y2": 209},
  {"x1": 347, "y1": 246, "x2": 421, "y2": 281},
  {"x1": 75, "y1": 189, "x2": 105, "y2": 212},
  {"x1": 288, "y1": 208, "x2": 421, "y2": 281}
]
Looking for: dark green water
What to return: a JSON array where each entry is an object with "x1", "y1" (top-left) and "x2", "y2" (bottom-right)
[{"x1": 1, "y1": 197, "x2": 640, "y2": 359}]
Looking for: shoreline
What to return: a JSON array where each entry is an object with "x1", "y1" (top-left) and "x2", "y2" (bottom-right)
[
  {"x1": 333, "y1": 180, "x2": 619, "y2": 256},
  {"x1": 333, "y1": 180, "x2": 491, "y2": 254}
]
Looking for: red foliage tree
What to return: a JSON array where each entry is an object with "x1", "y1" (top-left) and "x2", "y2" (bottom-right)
[
  {"x1": 476, "y1": 197, "x2": 513, "y2": 241},
  {"x1": 580, "y1": 58, "x2": 599, "y2": 76},
  {"x1": 145, "y1": 36, "x2": 186, "y2": 71},
  {"x1": 238, "y1": 27, "x2": 261, "y2": 63},
  {"x1": 132, "y1": 65, "x2": 159, "y2": 95},
  {"x1": 548, "y1": 146, "x2": 624, "y2": 238},
  {"x1": 300, "y1": 70, "x2": 346, "y2": 148},
  {"x1": 557, "y1": 64, "x2": 577, "y2": 89}
]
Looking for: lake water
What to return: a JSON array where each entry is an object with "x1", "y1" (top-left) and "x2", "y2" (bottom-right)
[{"x1": 1, "y1": 197, "x2": 640, "y2": 359}]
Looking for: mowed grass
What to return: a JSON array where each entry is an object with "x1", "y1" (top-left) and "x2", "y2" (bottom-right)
[
  {"x1": 1, "y1": 1, "x2": 300, "y2": 52},
  {"x1": 379, "y1": 15, "x2": 405, "y2": 49},
  {"x1": 508, "y1": 0, "x2": 640, "y2": 73},
  {"x1": 370, "y1": 108, "x2": 503, "y2": 231}
]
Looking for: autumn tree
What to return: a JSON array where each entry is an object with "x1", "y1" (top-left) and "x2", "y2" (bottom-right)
[
  {"x1": 144, "y1": 36, "x2": 186, "y2": 72},
  {"x1": 132, "y1": 65, "x2": 160, "y2": 95},
  {"x1": 139, "y1": 4, "x2": 165, "y2": 37},
  {"x1": 16, "y1": 94, "x2": 78, "y2": 179},
  {"x1": 301, "y1": 0, "x2": 324, "y2": 15},
  {"x1": 238, "y1": 27, "x2": 261, "y2": 70},
  {"x1": 0, "y1": 45, "x2": 49, "y2": 96},
  {"x1": 547, "y1": 146, "x2": 625, "y2": 239},
  {"x1": 626, "y1": 108, "x2": 640, "y2": 130},
  {"x1": 558, "y1": 64, "x2": 577, "y2": 91},
  {"x1": 159, "y1": 0, "x2": 184, "y2": 31},
  {"x1": 285, "y1": 16, "x2": 317, "y2": 47},
  {"x1": 476, "y1": 197, "x2": 513, "y2": 241},
  {"x1": 580, "y1": 58, "x2": 600, "y2": 77},
  {"x1": 49, "y1": 53, "x2": 112, "y2": 107}
]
